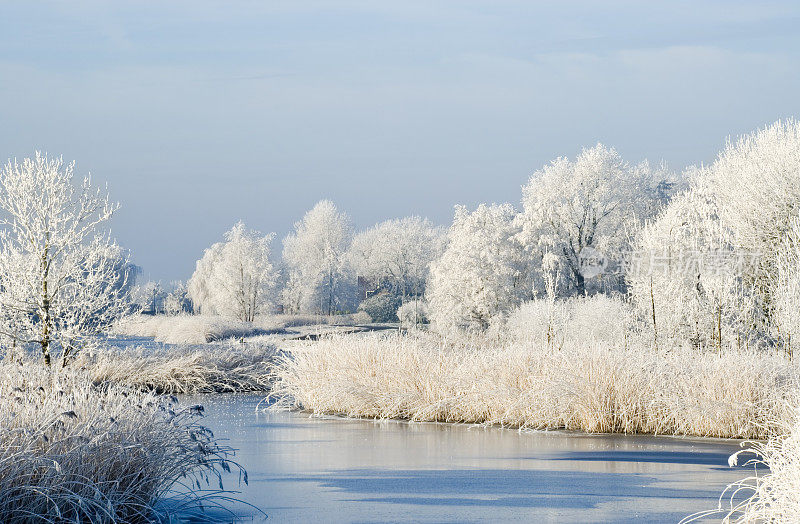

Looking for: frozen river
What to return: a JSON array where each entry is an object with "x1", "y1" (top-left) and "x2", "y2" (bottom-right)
[{"x1": 176, "y1": 394, "x2": 756, "y2": 523}]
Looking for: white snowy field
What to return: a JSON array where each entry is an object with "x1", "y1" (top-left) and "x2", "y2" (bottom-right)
[{"x1": 112, "y1": 312, "x2": 375, "y2": 344}]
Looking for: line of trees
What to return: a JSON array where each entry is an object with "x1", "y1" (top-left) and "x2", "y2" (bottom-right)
[
  {"x1": 181, "y1": 144, "x2": 681, "y2": 327},
  {"x1": 183, "y1": 201, "x2": 447, "y2": 321},
  {"x1": 6, "y1": 118, "x2": 796, "y2": 366},
  {"x1": 427, "y1": 119, "x2": 800, "y2": 352}
]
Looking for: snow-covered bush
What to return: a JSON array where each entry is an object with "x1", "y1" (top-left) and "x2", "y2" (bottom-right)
[
  {"x1": 164, "y1": 280, "x2": 191, "y2": 315},
  {"x1": 358, "y1": 294, "x2": 402, "y2": 323},
  {"x1": 188, "y1": 221, "x2": 278, "y2": 322},
  {"x1": 397, "y1": 300, "x2": 429, "y2": 327},
  {"x1": 427, "y1": 204, "x2": 527, "y2": 333},
  {"x1": 348, "y1": 216, "x2": 445, "y2": 298},
  {"x1": 282, "y1": 200, "x2": 357, "y2": 314},
  {"x1": 501, "y1": 298, "x2": 568, "y2": 345},
  {"x1": 503, "y1": 295, "x2": 634, "y2": 348}
]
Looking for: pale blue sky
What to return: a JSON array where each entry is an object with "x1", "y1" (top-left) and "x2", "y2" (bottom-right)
[{"x1": 2, "y1": 1, "x2": 799, "y2": 281}]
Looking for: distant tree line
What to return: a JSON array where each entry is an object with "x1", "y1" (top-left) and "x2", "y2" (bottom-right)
[{"x1": 4, "y1": 119, "x2": 800, "y2": 366}]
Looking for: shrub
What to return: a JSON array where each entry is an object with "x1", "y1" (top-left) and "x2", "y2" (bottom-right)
[
  {"x1": 397, "y1": 300, "x2": 429, "y2": 327},
  {"x1": 358, "y1": 294, "x2": 402, "y2": 323},
  {"x1": 503, "y1": 295, "x2": 634, "y2": 348}
]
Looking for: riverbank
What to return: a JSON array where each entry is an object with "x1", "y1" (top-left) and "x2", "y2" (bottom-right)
[
  {"x1": 272, "y1": 331, "x2": 799, "y2": 440},
  {"x1": 113, "y1": 313, "x2": 373, "y2": 345},
  {"x1": 78, "y1": 340, "x2": 277, "y2": 394}
]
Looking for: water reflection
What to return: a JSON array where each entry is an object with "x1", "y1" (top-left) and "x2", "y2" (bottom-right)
[{"x1": 180, "y1": 394, "x2": 755, "y2": 523}]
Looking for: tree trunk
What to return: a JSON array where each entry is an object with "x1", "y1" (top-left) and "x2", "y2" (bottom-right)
[
  {"x1": 574, "y1": 270, "x2": 585, "y2": 296},
  {"x1": 41, "y1": 243, "x2": 51, "y2": 367},
  {"x1": 327, "y1": 271, "x2": 334, "y2": 316},
  {"x1": 42, "y1": 294, "x2": 51, "y2": 366},
  {"x1": 650, "y1": 276, "x2": 658, "y2": 351}
]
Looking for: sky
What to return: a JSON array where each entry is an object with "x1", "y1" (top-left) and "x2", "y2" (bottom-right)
[{"x1": 1, "y1": 1, "x2": 800, "y2": 282}]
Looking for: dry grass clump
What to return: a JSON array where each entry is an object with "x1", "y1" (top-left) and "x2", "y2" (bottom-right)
[
  {"x1": 272, "y1": 331, "x2": 798, "y2": 439},
  {"x1": 77, "y1": 341, "x2": 277, "y2": 394},
  {"x1": 260, "y1": 312, "x2": 371, "y2": 328},
  {"x1": 0, "y1": 362, "x2": 241, "y2": 523}
]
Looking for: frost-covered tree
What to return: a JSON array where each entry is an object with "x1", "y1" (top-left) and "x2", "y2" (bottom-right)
[
  {"x1": 131, "y1": 281, "x2": 166, "y2": 315},
  {"x1": 397, "y1": 299, "x2": 429, "y2": 327},
  {"x1": 701, "y1": 119, "x2": 800, "y2": 326},
  {"x1": 773, "y1": 215, "x2": 800, "y2": 349},
  {"x1": 0, "y1": 153, "x2": 129, "y2": 366},
  {"x1": 427, "y1": 204, "x2": 527, "y2": 332},
  {"x1": 627, "y1": 182, "x2": 758, "y2": 349},
  {"x1": 348, "y1": 216, "x2": 445, "y2": 299},
  {"x1": 187, "y1": 242, "x2": 222, "y2": 315},
  {"x1": 519, "y1": 144, "x2": 663, "y2": 296},
  {"x1": 629, "y1": 120, "x2": 800, "y2": 349},
  {"x1": 282, "y1": 200, "x2": 356, "y2": 315},
  {"x1": 164, "y1": 280, "x2": 191, "y2": 315},
  {"x1": 188, "y1": 222, "x2": 277, "y2": 322}
]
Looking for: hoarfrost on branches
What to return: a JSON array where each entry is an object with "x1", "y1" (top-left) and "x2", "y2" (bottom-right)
[
  {"x1": 0, "y1": 153, "x2": 129, "y2": 366},
  {"x1": 519, "y1": 144, "x2": 663, "y2": 296},
  {"x1": 188, "y1": 221, "x2": 277, "y2": 322},
  {"x1": 427, "y1": 203, "x2": 527, "y2": 333},
  {"x1": 164, "y1": 280, "x2": 191, "y2": 315},
  {"x1": 702, "y1": 119, "x2": 800, "y2": 332},
  {"x1": 627, "y1": 182, "x2": 757, "y2": 349},
  {"x1": 281, "y1": 200, "x2": 356, "y2": 315},
  {"x1": 131, "y1": 281, "x2": 166, "y2": 315},
  {"x1": 628, "y1": 120, "x2": 800, "y2": 349},
  {"x1": 347, "y1": 216, "x2": 445, "y2": 299}
]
